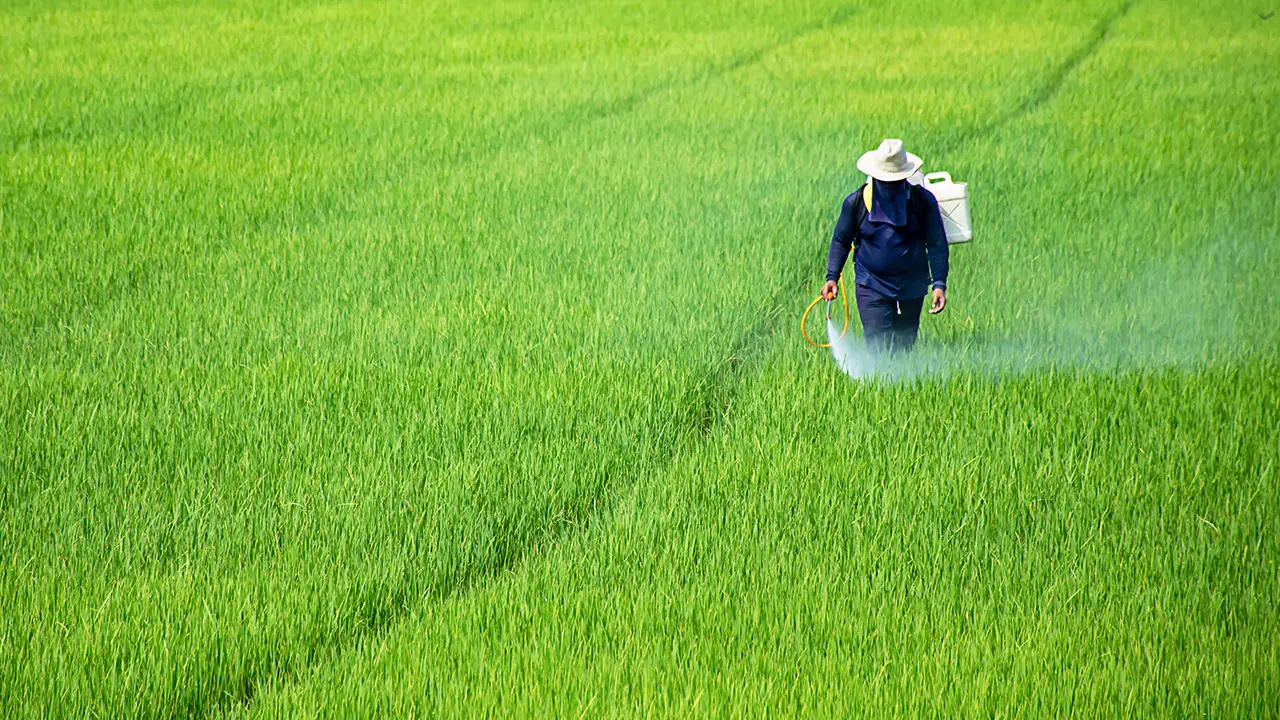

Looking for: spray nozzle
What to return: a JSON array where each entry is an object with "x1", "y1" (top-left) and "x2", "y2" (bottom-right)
[{"x1": 825, "y1": 298, "x2": 833, "y2": 320}]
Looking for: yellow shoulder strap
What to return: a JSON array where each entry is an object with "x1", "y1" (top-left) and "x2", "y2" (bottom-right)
[{"x1": 862, "y1": 182, "x2": 873, "y2": 213}]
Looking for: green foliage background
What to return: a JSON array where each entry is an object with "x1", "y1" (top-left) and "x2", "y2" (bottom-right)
[{"x1": 2, "y1": 0, "x2": 1277, "y2": 715}]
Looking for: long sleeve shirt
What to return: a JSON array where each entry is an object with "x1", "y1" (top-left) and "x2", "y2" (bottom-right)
[{"x1": 825, "y1": 183, "x2": 949, "y2": 300}]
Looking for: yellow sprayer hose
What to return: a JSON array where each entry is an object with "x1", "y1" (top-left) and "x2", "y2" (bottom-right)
[{"x1": 801, "y1": 276, "x2": 848, "y2": 349}]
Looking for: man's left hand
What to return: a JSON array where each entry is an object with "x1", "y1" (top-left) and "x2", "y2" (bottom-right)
[{"x1": 929, "y1": 287, "x2": 946, "y2": 314}]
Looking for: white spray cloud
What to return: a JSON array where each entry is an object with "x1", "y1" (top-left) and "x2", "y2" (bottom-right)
[
  {"x1": 827, "y1": 318, "x2": 875, "y2": 379},
  {"x1": 827, "y1": 238, "x2": 1271, "y2": 383}
]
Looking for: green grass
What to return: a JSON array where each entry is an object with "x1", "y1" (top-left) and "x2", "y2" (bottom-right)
[{"x1": 2, "y1": 0, "x2": 1277, "y2": 716}]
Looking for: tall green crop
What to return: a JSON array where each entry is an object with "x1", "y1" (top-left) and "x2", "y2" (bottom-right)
[{"x1": 1, "y1": 0, "x2": 1276, "y2": 716}]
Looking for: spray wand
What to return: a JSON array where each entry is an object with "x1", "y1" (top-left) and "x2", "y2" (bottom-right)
[{"x1": 801, "y1": 275, "x2": 849, "y2": 348}]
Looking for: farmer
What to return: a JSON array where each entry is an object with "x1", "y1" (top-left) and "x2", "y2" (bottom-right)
[{"x1": 822, "y1": 139, "x2": 949, "y2": 354}]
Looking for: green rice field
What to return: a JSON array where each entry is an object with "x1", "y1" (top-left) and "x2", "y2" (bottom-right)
[{"x1": 2, "y1": 0, "x2": 1278, "y2": 715}]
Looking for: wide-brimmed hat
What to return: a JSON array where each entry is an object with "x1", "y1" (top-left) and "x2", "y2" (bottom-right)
[{"x1": 856, "y1": 138, "x2": 923, "y2": 182}]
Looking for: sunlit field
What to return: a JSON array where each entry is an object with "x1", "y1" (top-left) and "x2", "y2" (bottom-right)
[{"x1": 2, "y1": 0, "x2": 1277, "y2": 715}]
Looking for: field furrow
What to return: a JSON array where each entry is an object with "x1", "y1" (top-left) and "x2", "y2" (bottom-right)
[
  {"x1": 2, "y1": 0, "x2": 1276, "y2": 716},
  {"x1": 238, "y1": 0, "x2": 1280, "y2": 715}
]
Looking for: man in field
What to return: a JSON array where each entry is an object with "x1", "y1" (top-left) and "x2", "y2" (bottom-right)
[{"x1": 821, "y1": 139, "x2": 949, "y2": 354}]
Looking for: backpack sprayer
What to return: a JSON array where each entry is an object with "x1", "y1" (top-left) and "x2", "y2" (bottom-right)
[{"x1": 801, "y1": 170, "x2": 971, "y2": 348}]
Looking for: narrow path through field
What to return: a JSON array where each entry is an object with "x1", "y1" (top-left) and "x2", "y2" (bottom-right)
[
  {"x1": 683, "y1": 0, "x2": 1138, "y2": 439},
  {"x1": 221, "y1": 1, "x2": 1136, "y2": 713},
  {"x1": 283, "y1": 1, "x2": 867, "y2": 239},
  {"x1": 944, "y1": 0, "x2": 1136, "y2": 152},
  {"x1": 439, "y1": 0, "x2": 1140, "y2": 639},
  {"x1": 482, "y1": 2, "x2": 865, "y2": 151},
  {"x1": 204, "y1": 8, "x2": 871, "y2": 716}
]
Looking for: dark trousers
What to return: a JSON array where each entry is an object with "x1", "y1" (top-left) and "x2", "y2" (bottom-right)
[{"x1": 855, "y1": 284, "x2": 924, "y2": 354}]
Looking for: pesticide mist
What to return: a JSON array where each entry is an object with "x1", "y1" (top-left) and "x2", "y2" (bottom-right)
[
  {"x1": 827, "y1": 318, "x2": 876, "y2": 379},
  {"x1": 827, "y1": 237, "x2": 1269, "y2": 383}
]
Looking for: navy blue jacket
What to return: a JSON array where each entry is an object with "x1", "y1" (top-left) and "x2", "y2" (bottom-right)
[{"x1": 826, "y1": 181, "x2": 949, "y2": 300}]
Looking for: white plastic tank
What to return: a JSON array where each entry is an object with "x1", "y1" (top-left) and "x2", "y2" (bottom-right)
[{"x1": 915, "y1": 171, "x2": 972, "y2": 244}]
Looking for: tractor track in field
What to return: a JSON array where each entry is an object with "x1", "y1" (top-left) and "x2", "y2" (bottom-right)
[
  {"x1": 941, "y1": 0, "x2": 1135, "y2": 153},
  {"x1": 209, "y1": 2, "x2": 1137, "y2": 714},
  {"x1": 10, "y1": 2, "x2": 856, "y2": 341},
  {"x1": 692, "y1": 0, "x2": 1136, "y2": 434},
  {"x1": 584, "y1": 1, "x2": 865, "y2": 128},
  {"x1": 202, "y1": 7, "x2": 868, "y2": 717},
  {"x1": 444, "y1": 0, "x2": 864, "y2": 168}
]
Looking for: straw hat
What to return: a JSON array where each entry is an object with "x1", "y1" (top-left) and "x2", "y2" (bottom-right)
[{"x1": 856, "y1": 138, "x2": 923, "y2": 182}]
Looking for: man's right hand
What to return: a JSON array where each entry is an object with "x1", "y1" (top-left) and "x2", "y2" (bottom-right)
[{"x1": 821, "y1": 280, "x2": 839, "y2": 300}]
